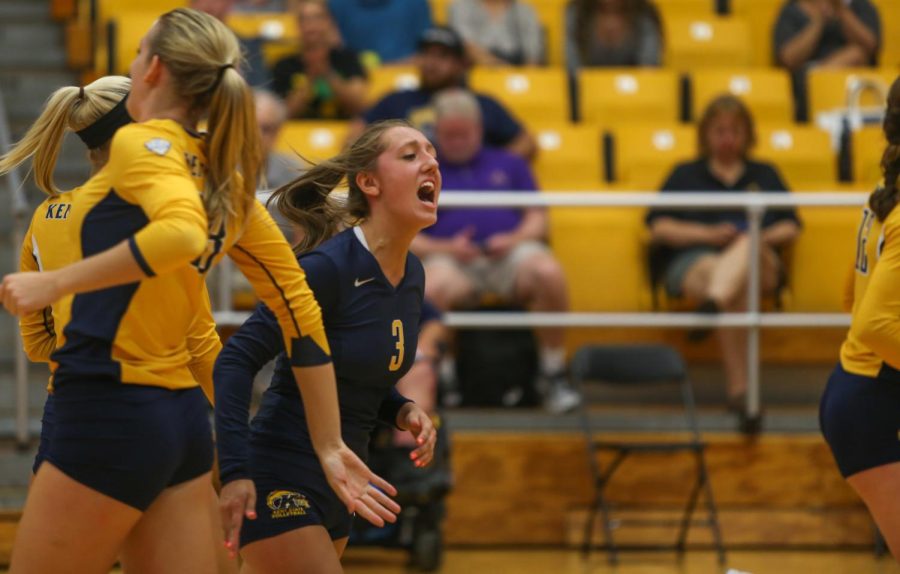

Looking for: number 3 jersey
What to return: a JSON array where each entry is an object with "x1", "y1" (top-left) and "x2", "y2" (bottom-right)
[
  {"x1": 841, "y1": 192, "x2": 900, "y2": 378},
  {"x1": 215, "y1": 227, "x2": 424, "y2": 481},
  {"x1": 45, "y1": 119, "x2": 329, "y2": 393}
]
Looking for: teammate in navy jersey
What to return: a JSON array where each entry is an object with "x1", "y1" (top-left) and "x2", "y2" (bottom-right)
[{"x1": 215, "y1": 119, "x2": 440, "y2": 571}]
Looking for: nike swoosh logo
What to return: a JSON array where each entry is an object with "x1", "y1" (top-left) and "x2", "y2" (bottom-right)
[{"x1": 354, "y1": 277, "x2": 376, "y2": 287}]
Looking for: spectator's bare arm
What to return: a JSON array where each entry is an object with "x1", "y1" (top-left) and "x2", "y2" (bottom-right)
[
  {"x1": 505, "y1": 130, "x2": 537, "y2": 161},
  {"x1": 777, "y1": 4, "x2": 827, "y2": 71},
  {"x1": 326, "y1": 75, "x2": 369, "y2": 117},
  {"x1": 835, "y1": 3, "x2": 879, "y2": 59},
  {"x1": 649, "y1": 216, "x2": 738, "y2": 249},
  {"x1": 762, "y1": 219, "x2": 801, "y2": 248}
]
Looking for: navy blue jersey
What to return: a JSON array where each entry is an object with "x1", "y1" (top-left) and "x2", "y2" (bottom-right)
[{"x1": 215, "y1": 227, "x2": 424, "y2": 484}]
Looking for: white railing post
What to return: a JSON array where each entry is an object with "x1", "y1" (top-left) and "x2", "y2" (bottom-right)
[{"x1": 745, "y1": 204, "x2": 764, "y2": 420}]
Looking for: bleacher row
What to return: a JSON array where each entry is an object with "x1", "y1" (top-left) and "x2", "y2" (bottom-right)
[
  {"x1": 94, "y1": 0, "x2": 900, "y2": 71},
  {"x1": 91, "y1": 0, "x2": 889, "y2": 359}
]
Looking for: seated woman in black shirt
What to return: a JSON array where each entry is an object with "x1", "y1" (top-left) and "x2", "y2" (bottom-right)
[
  {"x1": 646, "y1": 95, "x2": 801, "y2": 410},
  {"x1": 271, "y1": 0, "x2": 368, "y2": 120}
]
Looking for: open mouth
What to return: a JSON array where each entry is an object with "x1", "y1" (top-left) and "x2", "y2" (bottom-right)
[{"x1": 417, "y1": 181, "x2": 437, "y2": 206}]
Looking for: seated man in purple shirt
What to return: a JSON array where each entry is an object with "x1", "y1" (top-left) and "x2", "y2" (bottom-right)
[{"x1": 411, "y1": 89, "x2": 579, "y2": 413}]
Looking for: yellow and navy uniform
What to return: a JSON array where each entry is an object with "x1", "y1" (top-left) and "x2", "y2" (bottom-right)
[
  {"x1": 840, "y1": 193, "x2": 900, "y2": 376},
  {"x1": 20, "y1": 190, "x2": 222, "y2": 403},
  {"x1": 821, "y1": 182, "x2": 900, "y2": 479},
  {"x1": 50, "y1": 119, "x2": 330, "y2": 392}
]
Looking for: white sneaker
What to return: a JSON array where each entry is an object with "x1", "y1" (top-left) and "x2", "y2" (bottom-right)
[{"x1": 541, "y1": 374, "x2": 581, "y2": 414}]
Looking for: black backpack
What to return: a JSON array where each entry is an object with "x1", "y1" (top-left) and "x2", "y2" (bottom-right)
[{"x1": 454, "y1": 326, "x2": 539, "y2": 407}]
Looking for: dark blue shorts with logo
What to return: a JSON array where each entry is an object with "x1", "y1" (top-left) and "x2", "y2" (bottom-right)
[{"x1": 239, "y1": 437, "x2": 353, "y2": 547}]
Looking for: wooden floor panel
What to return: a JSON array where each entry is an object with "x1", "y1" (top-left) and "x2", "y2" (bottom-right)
[{"x1": 341, "y1": 549, "x2": 900, "y2": 574}]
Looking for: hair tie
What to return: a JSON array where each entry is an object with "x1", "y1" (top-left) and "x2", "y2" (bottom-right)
[
  {"x1": 209, "y1": 63, "x2": 236, "y2": 93},
  {"x1": 78, "y1": 86, "x2": 85, "y2": 100}
]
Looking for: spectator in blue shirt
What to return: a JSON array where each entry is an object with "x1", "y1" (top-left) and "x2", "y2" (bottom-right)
[
  {"x1": 354, "y1": 26, "x2": 537, "y2": 160},
  {"x1": 328, "y1": 0, "x2": 432, "y2": 65}
]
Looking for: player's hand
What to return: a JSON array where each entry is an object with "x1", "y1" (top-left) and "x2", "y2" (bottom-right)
[
  {"x1": 398, "y1": 403, "x2": 437, "y2": 468},
  {"x1": 319, "y1": 443, "x2": 400, "y2": 527},
  {"x1": 707, "y1": 222, "x2": 739, "y2": 247},
  {"x1": 219, "y1": 479, "x2": 257, "y2": 559},
  {"x1": 448, "y1": 227, "x2": 481, "y2": 263},
  {"x1": 484, "y1": 232, "x2": 519, "y2": 260},
  {"x1": 0, "y1": 271, "x2": 61, "y2": 317}
]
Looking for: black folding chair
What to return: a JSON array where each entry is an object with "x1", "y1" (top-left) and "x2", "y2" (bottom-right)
[{"x1": 572, "y1": 344, "x2": 725, "y2": 565}]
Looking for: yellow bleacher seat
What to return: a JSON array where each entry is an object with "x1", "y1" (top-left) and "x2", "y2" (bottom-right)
[
  {"x1": 731, "y1": 0, "x2": 783, "y2": 67},
  {"x1": 612, "y1": 124, "x2": 697, "y2": 190},
  {"x1": 664, "y1": 16, "x2": 752, "y2": 70},
  {"x1": 753, "y1": 125, "x2": 837, "y2": 190},
  {"x1": 549, "y1": 207, "x2": 652, "y2": 311},
  {"x1": 691, "y1": 69, "x2": 793, "y2": 124},
  {"x1": 275, "y1": 121, "x2": 349, "y2": 163},
  {"x1": 367, "y1": 65, "x2": 420, "y2": 106},
  {"x1": 852, "y1": 126, "x2": 886, "y2": 188},
  {"x1": 531, "y1": 123, "x2": 603, "y2": 191},
  {"x1": 430, "y1": 0, "x2": 449, "y2": 24},
  {"x1": 808, "y1": 68, "x2": 898, "y2": 121},
  {"x1": 227, "y1": 12, "x2": 300, "y2": 67},
  {"x1": 653, "y1": 0, "x2": 715, "y2": 22},
  {"x1": 578, "y1": 68, "x2": 680, "y2": 127},
  {"x1": 785, "y1": 206, "x2": 862, "y2": 312},
  {"x1": 107, "y1": 11, "x2": 158, "y2": 75},
  {"x1": 469, "y1": 66, "x2": 569, "y2": 124},
  {"x1": 96, "y1": 0, "x2": 184, "y2": 24}
]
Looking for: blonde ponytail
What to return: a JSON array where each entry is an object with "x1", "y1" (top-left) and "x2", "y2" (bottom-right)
[
  {"x1": 0, "y1": 75, "x2": 131, "y2": 196},
  {"x1": 0, "y1": 86, "x2": 79, "y2": 196},
  {"x1": 151, "y1": 8, "x2": 262, "y2": 231}
]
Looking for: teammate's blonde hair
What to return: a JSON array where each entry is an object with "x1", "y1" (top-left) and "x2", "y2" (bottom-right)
[
  {"x1": 0, "y1": 75, "x2": 130, "y2": 196},
  {"x1": 151, "y1": 7, "x2": 262, "y2": 230},
  {"x1": 870, "y1": 77, "x2": 900, "y2": 222},
  {"x1": 269, "y1": 120, "x2": 411, "y2": 253}
]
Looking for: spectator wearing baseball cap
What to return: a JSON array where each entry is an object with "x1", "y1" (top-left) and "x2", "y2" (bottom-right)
[{"x1": 353, "y1": 25, "x2": 537, "y2": 160}]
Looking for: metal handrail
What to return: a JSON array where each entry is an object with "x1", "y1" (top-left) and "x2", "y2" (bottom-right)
[
  {"x1": 0, "y1": 87, "x2": 32, "y2": 446},
  {"x1": 213, "y1": 190, "x2": 868, "y2": 420}
]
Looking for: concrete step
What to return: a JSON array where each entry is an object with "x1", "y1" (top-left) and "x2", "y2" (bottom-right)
[
  {"x1": 0, "y1": 70, "x2": 76, "y2": 122},
  {"x1": 0, "y1": 0, "x2": 50, "y2": 22},
  {"x1": 0, "y1": 22, "x2": 65, "y2": 68}
]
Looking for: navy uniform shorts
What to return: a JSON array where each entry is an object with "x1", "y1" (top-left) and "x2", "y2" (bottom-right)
[
  {"x1": 240, "y1": 438, "x2": 353, "y2": 548},
  {"x1": 820, "y1": 362, "x2": 900, "y2": 478},
  {"x1": 33, "y1": 393, "x2": 55, "y2": 474},
  {"x1": 43, "y1": 381, "x2": 213, "y2": 511}
]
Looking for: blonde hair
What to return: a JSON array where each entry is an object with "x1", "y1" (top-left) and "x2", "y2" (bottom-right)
[
  {"x1": 151, "y1": 7, "x2": 262, "y2": 231},
  {"x1": 0, "y1": 75, "x2": 131, "y2": 196},
  {"x1": 270, "y1": 120, "x2": 411, "y2": 253}
]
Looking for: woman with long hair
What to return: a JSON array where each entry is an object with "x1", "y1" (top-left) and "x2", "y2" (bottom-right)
[
  {"x1": 821, "y1": 76, "x2": 900, "y2": 561},
  {"x1": 215, "y1": 120, "x2": 439, "y2": 572}
]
